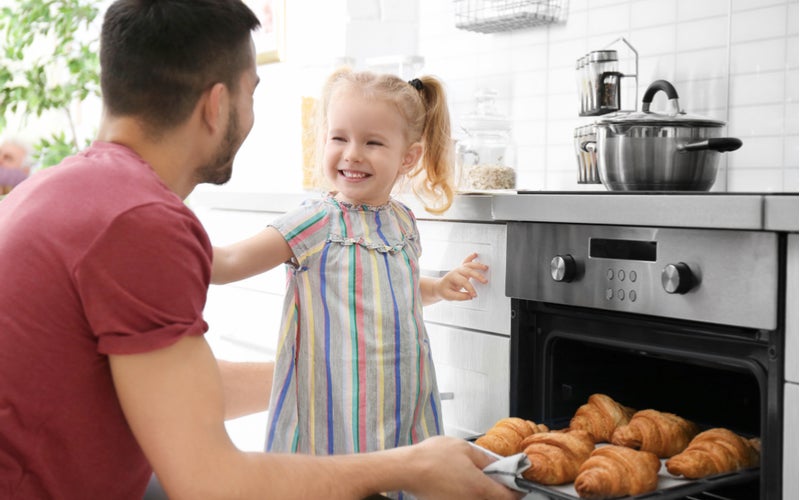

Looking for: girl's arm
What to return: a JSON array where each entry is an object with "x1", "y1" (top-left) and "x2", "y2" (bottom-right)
[
  {"x1": 211, "y1": 226, "x2": 293, "y2": 284},
  {"x1": 420, "y1": 252, "x2": 489, "y2": 306}
]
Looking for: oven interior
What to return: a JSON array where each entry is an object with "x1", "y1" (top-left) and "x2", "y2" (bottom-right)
[{"x1": 510, "y1": 300, "x2": 782, "y2": 499}]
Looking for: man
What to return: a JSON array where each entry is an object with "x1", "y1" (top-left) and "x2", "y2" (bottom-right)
[
  {"x1": 0, "y1": 137, "x2": 32, "y2": 194},
  {"x1": 0, "y1": 1, "x2": 518, "y2": 499}
]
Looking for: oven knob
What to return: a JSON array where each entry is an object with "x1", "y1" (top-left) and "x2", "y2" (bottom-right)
[
  {"x1": 551, "y1": 255, "x2": 577, "y2": 282},
  {"x1": 661, "y1": 262, "x2": 695, "y2": 294}
]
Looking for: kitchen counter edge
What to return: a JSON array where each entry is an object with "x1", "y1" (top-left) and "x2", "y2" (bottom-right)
[{"x1": 188, "y1": 191, "x2": 798, "y2": 232}]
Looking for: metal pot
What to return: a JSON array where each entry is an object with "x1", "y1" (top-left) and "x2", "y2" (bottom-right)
[{"x1": 586, "y1": 79, "x2": 742, "y2": 191}]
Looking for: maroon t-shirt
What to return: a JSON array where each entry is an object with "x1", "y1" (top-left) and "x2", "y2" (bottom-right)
[{"x1": 0, "y1": 142, "x2": 212, "y2": 499}]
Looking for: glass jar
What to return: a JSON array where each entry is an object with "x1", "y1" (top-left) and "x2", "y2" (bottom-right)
[
  {"x1": 456, "y1": 89, "x2": 516, "y2": 191},
  {"x1": 588, "y1": 50, "x2": 619, "y2": 113}
]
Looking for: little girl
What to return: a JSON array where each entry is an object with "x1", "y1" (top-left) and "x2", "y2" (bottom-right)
[{"x1": 211, "y1": 68, "x2": 488, "y2": 462}]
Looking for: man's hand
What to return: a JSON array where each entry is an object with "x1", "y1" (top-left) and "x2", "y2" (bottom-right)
[{"x1": 404, "y1": 436, "x2": 523, "y2": 500}]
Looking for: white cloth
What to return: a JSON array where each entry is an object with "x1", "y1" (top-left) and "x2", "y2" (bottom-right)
[{"x1": 470, "y1": 442, "x2": 531, "y2": 493}]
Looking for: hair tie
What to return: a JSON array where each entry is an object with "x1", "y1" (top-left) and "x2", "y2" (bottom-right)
[{"x1": 408, "y1": 78, "x2": 424, "y2": 91}]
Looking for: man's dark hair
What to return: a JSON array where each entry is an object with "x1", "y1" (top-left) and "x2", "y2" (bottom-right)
[{"x1": 100, "y1": 0, "x2": 260, "y2": 133}]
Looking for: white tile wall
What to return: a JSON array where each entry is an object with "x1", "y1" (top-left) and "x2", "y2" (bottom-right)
[
  {"x1": 417, "y1": 0, "x2": 799, "y2": 192},
  {"x1": 203, "y1": 0, "x2": 799, "y2": 197}
]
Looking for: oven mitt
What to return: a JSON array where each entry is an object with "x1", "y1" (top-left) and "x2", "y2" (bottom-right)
[{"x1": 469, "y1": 442, "x2": 531, "y2": 493}]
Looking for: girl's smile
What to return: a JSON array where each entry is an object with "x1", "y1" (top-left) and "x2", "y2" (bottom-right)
[{"x1": 339, "y1": 169, "x2": 370, "y2": 180}]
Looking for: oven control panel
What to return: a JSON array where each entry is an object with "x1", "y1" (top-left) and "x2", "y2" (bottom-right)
[{"x1": 507, "y1": 222, "x2": 778, "y2": 330}]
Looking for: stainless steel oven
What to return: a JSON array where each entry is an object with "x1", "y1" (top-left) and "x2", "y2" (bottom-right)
[{"x1": 505, "y1": 222, "x2": 785, "y2": 499}]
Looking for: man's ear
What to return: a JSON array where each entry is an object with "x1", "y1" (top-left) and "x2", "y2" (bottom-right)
[
  {"x1": 201, "y1": 83, "x2": 227, "y2": 134},
  {"x1": 402, "y1": 142, "x2": 424, "y2": 173}
]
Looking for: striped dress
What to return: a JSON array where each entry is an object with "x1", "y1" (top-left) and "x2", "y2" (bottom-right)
[{"x1": 265, "y1": 194, "x2": 442, "y2": 460}]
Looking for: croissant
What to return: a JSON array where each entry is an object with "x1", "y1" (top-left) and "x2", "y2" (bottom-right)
[
  {"x1": 521, "y1": 429, "x2": 595, "y2": 485},
  {"x1": 570, "y1": 394, "x2": 636, "y2": 443},
  {"x1": 574, "y1": 445, "x2": 661, "y2": 499},
  {"x1": 475, "y1": 417, "x2": 549, "y2": 456},
  {"x1": 665, "y1": 428, "x2": 760, "y2": 479},
  {"x1": 611, "y1": 409, "x2": 700, "y2": 458}
]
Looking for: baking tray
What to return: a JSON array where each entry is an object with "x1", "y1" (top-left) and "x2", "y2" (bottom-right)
[
  {"x1": 515, "y1": 463, "x2": 759, "y2": 499},
  {"x1": 471, "y1": 437, "x2": 759, "y2": 500}
]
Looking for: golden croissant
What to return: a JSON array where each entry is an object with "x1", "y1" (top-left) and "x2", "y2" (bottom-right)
[
  {"x1": 475, "y1": 417, "x2": 549, "y2": 456},
  {"x1": 666, "y1": 428, "x2": 760, "y2": 479},
  {"x1": 611, "y1": 409, "x2": 700, "y2": 458},
  {"x1": 574, "y1": 445, "x2": 661, "y2": 499},
  {"x1": 520, "y1": 429, "x2": 595, "y2": 485},
  {"x1": 570, "y1": 394, "x2": 636, "y2": 443}
]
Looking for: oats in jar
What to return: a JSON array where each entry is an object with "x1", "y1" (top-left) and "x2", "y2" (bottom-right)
[{"x1": 466, "y1": 164, "x2": 516, "y2": 190}]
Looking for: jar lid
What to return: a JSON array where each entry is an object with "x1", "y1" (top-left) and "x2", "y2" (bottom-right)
[
  {"x1": 589, "y1": 50, "x2": 617, "y2": 63},
  {"x1": 461, "y1": 88, "x2": 511, "y2": 132}
]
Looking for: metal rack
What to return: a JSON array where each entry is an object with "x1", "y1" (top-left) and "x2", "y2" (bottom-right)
[{"x1": 454, "y1": 0, "x2": 565, "y2": 34}]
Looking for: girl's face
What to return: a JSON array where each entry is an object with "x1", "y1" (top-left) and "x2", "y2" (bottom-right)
[{"x1": 323, "y1": 88, "x2": 422, "y2": 206}]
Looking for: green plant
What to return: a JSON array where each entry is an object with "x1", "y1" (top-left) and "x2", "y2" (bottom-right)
[{"x1": 0, "y1": 0, "x2": 101, "y2": 167}]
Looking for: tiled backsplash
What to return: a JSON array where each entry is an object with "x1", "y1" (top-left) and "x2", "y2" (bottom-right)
[
  {"x1": 420, "y1": 0, "x2": 799, "y2": 192},
  {"x1": 204, "y1": 0, "x2": 798, "y2": 196}
]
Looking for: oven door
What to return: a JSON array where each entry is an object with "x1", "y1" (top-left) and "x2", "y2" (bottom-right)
[{"x1": 510, "y1": 299, "x2": 782, "y2": 500}]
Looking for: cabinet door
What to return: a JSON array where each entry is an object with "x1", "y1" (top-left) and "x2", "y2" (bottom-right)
[
  {"x1": 194, "y1": 207, "x2": 287, "y2": 358},
  {"x1": 417, "y1": 221, "x2": 510, "y2": 336},
  {"x1": 426, "y1": 323, "x2": 509, "y2": 437}
]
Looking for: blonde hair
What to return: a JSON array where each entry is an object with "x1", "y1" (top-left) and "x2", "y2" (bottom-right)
[{"x1": 316, "y1": 67, "x2": 454, "y2": 214}]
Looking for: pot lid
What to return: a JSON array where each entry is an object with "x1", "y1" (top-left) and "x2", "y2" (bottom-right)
[{"x1": 597, "y1": 79, "x2": 727, "y2": 128}]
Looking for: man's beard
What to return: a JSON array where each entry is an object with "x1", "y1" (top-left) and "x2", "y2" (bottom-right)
[{"x1": 196, "y1": 106, "x2": 239, "y2": 185}]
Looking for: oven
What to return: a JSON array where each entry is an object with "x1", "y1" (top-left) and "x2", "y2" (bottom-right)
[{"x1": 505, "y1": 221, "x2": 786, "y2": 499}]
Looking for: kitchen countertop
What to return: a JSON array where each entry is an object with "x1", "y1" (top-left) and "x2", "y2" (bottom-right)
[{"x1": 188, "y1": 190, "x2": 799, "y2": 232}]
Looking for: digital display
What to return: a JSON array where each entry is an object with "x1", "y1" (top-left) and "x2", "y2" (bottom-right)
[{"x1": 589, "y1": 238, "x2": 657, "y2": 262}]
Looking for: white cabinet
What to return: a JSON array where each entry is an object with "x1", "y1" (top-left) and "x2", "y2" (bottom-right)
[
  {"x1": 192, "y1": 205, "x2": 289, "y2": 452},
  {"x1": 417, "y1": 221, "x2": 510, "y2": 336},
  {"x1": 427, "y1": 323, "x2": 509, "y2": 437},
  {"x1": 193, "y1": 206, "x2": 287, "y2": 360},
  {"x1": 417, "y1": 220, "x2": 511, "y2": 436}
]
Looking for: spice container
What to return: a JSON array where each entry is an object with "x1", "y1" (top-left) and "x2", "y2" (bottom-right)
[
  {"x1": 574, "y1": 124, "x2": 600, "y2": 184},
  {"x1": 456, "y1": 89, "x2": 516, "y2": 191},
  {"x1": 588, "y1": 50, "x2": 619, "y2": 113}
]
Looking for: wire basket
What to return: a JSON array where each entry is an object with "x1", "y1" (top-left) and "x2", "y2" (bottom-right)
[{"x1": 454, "y1": 0, "x2": 564, "y2": 33}]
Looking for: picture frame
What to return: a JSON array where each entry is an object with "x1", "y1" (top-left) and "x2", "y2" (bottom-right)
[{"x1": 246, "y1": 0, "x2": 285, "y2": 65}]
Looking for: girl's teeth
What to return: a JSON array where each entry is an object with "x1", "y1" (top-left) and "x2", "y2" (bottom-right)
[{"x1": 342, "y1": 170, "x2": 367, "y2": 178}]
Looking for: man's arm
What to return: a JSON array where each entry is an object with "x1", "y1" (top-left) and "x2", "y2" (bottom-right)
[{"x1": 110, "y1": 335, "x2": 518, "y2": 500}]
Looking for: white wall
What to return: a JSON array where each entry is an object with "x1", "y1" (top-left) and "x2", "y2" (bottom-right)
[
  {"x1": 204, "y1": 0, "x2": 798, "y2": 196},
  {"x1": 10, "y1": 0, "x2": 796, "y2": 194},
  {"x1": 418, "y1": 0, "x2": 799, "y2": 192},
  {"x1": 195, "y1": 0, "x2": 422, "y2": 197}
]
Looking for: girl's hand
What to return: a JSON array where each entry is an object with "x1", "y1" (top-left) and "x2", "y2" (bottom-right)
[{"x1": 422, "y1": 253, "x2": 489, "y2": 305}]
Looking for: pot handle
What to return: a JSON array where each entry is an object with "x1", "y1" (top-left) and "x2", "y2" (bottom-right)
[
  {"x1": 642, "y1": 80, "x2": 680, "y2": 114},
  {"x1": 678, "y1": 138, "x2": 743, "y2": 153},
  {"x1": 580, "y1": 141, "x2": 597, "y2": 153}
]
